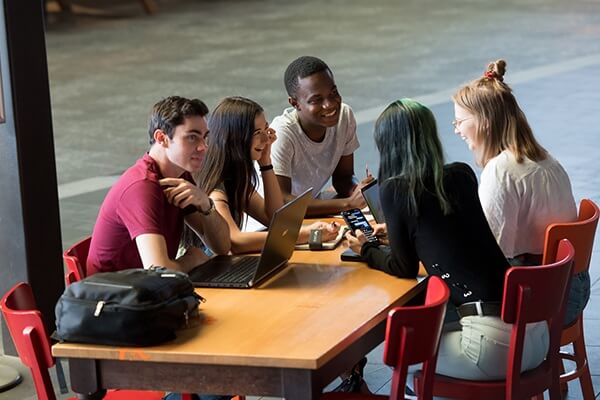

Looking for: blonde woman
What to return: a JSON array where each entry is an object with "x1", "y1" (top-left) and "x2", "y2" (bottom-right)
[{"x1": 453, "y1": 60, "x2": 583, "y2": 324}]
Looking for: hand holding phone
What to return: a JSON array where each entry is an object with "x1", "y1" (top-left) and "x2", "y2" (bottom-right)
[{"x1": 341, "y1": 208, "x2": 379, "y2": 244}]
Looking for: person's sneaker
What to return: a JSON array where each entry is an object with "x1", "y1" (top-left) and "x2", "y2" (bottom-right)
[
  {"x1": 404, "y1": 385, "x2": 417, "y2": 400},
  {"x1": 331, "y1": 357, "x2": 371, "y2": 393}
]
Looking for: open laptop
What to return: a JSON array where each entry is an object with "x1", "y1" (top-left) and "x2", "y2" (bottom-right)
[
  {"x1": 361, "y1": 179, "x2": 385, "y2": 223},
  {"x1": 188, "y1": 188, "x2": 312, "y2": 288}
]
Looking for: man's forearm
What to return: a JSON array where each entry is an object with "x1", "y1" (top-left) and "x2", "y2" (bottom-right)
[
  {"x1": 186, "y1": 212, "x2": 231, "y2": 254},
  {"x1": 332, "y1": 175, "x2": 359, "y2": 197},
  {"x1": 306, "y1": 198, "x2": 351, "y2": 217}
]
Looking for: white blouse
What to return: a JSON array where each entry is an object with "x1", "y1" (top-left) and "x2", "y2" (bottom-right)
[{"x1": 479, "y1": 150, "x2": 577, "y2": 257}]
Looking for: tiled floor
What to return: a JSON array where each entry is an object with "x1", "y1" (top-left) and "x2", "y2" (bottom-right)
[{"x1": 2, "y1": 0, "x2": 600, "y2": 398}]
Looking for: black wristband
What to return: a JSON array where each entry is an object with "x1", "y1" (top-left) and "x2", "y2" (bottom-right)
[{"x1": 259, "y1": 164, "x2": 273, "y2": 172}]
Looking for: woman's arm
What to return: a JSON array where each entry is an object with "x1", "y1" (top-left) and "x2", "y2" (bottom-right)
[
  {"x1": 357, "y1": 181, "x2": 419, "y2": 278},
  {"x1": 246, "y1": 169, "x2": 284, "y2": 226},
  {"x1": 211, "y1": 190, "x2": 268, "y2": 254}
]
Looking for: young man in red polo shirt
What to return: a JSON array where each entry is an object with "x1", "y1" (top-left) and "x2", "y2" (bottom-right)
[{"x1": 87, "y1": 96, "x2": 230, "y2": 275}]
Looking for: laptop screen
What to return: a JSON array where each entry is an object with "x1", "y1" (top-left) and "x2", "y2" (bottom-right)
[
  {"x1": 361, "y1": 179, "x2": 385, "y2": 223},
  {"x1": 252, "y1": 187, "x2": 313, "y2": 283}
]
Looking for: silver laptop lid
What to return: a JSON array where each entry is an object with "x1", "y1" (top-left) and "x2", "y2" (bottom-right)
[{"x1": 250, "y1": 187, "x2": 313, "y2": 285}]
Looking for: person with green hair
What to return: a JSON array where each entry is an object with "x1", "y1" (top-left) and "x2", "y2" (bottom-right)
[{"x1": 346, "y1": 99, "x2": 549, "y2": 380}]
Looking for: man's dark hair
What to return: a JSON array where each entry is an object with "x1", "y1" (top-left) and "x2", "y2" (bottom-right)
[
  {"x1": 284, "y1": 56, "x2": 331, "y2": 97},
  {"x1": 148, "y1": 96, "x2": 209, "y2": 144}
]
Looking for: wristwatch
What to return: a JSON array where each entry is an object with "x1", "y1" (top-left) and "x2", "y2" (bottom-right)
[{"x1": 198, "y1": 198, "x2": 216, "y2": 216}]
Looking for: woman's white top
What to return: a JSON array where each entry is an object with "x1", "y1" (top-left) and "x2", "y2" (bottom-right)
[{"x1": 479, "y1": 150, "x2": 577, "y2": 257}]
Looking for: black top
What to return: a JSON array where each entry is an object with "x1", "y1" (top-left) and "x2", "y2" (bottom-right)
[{"x1": 361, "y1": 162, "x2": 510, "y2": 306}]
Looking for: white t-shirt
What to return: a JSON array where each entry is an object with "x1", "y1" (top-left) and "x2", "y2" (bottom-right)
[
  {"x1": 479, "y1": 150, "x2": 577, "y2": 257},
  {"x1": 270, "y1": 103, "x2": 360, "y2": 197}
]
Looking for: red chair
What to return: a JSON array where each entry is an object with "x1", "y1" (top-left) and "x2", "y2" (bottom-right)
[
  {"x1": 322, "y1": 275, "x2": 450, "y2": 400},
  {"x1": 0, "y1": 282, "x2": 165, "y2": 400},
  {"x1": 63, "y1": 236, "x2": 91, "y2": 285},
  {"x1": 414, "y1": 239, "x2": 575, "y2": 400},
  {"x1": 542, "y1": 199, "x2": 599, "y2": 399}
]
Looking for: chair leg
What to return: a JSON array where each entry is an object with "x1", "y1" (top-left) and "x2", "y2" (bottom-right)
[
  {"x1": 54, "y1": 358, "x2": 69, "y2": 394},
  {"x1": 559, "y1": 358, "x2": 568, "y2": 397},
  {"x1": 572, "y1": 337, "x2": 594, "y2": 400}
]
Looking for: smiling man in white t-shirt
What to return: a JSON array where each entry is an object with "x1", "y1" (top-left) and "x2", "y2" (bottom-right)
[{"x1": 270, "y1": 56, "x2": 371, "y2": 216}]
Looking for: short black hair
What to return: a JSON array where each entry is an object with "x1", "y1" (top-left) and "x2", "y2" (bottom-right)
[
  {"x1": 284, "y1": 56, "x2": 331, "y2": 97},
  {"x1": 148, "y1": 96, "x2": 209, "y2": 145}
]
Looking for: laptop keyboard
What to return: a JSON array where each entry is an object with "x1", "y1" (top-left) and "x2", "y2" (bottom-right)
[{"x1": 211, "y1": 257, "x2": 258, "y2": 283}]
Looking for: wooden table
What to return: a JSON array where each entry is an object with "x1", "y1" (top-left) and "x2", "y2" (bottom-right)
[{"x1": 53, "y1": 246, "x2": 423, "y2": 399}]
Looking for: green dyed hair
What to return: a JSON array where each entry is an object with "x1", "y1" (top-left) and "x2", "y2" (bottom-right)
[{"x1": 374, "y1": 98, "x2": 451, "y2": 216}]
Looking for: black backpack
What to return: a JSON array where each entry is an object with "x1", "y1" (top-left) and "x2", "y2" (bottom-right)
[{"x1": 55, "y1": 267, "x2": 203, "y2": 346}]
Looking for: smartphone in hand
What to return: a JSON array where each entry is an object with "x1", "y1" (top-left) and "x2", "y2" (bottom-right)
[{"x1": 341, "y1": 208, "x2": 379, "y2": 244}]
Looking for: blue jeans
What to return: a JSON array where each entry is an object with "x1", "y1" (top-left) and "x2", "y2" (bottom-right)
[
  {"x1": 163, "y1": 394, "x2": 231, "y2": 400},
  {"x1": 564, "y1": 270, "x2": 591, "y2": 326}
]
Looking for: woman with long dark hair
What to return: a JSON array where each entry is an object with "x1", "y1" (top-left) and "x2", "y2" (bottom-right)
[
  {"x1": 346, "y1": 98, "x2": 548, "y2": 380},
  {"x1": 185, "y1": 96, "x2": 338, "y2": 253}
]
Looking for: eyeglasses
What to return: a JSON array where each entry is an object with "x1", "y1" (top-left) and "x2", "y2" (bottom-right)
[{"x1": 451, "y1": 117, "x2": 472, "y2": 128}]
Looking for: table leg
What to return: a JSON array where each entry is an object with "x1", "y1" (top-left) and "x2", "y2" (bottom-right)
[
  {"x1": 69, "y1": 358, "x2": 107, "y2": 399},
  {"x1": 282, "y1": 369, "x2": 321, "y2": 400}
]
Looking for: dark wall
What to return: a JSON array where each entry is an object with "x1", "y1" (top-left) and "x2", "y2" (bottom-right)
[{"x1": 0, "y1": 0, "x2": 64, "y2": 353}]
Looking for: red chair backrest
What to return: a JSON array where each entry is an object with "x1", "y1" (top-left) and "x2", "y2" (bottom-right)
[
  {"x1": 542, "y1": 199, "x2": 599, "y2": 275},
  {"x1": 502, "y1": 239, "x2": 574, "y2": 399},
  {"x1": 1, "y1": 282, "x2": 56, "y2": 400},
  {"x1": 383, "y1": 276, "x2": 450, "y2": 400},
  {"x1": 63, "y1": 236, "x2": 91, "y2": 282}
]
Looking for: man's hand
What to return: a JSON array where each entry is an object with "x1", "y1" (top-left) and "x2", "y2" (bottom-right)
[
  {"x1": 345, "y1": 176, "x2": 375, "y2": 210},
  {"x1": 136, "y1": 233, "x2": 208, "y2": 273},
  {"x1": 159, "y1": 178, "x2": 211, "y2": 212},
  {"x1": 345, "y1": 229, "x2": 368, "y2": 254}
]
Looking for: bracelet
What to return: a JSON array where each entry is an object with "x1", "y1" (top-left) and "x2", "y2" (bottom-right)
[
  {"x1": 198, "y1": 198, "x2": 216, "y2": 216},
  {"x1": 259, "y1": 164, "x2": 273, "y2": 172}
]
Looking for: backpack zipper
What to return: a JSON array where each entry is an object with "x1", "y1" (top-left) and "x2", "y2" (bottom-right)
[{"x1": 94, "y1": 300, "x2": 105, "y2": 317}]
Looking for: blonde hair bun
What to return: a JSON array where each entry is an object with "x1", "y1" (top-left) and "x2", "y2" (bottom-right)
[{"x1": 485, "y1": 59, "x2": 506, "y2": 81}]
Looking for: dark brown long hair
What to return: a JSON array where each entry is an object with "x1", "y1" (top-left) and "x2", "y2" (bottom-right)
[
  {"x1": 182, "y1": 97, "x2": 263, "y2": 249},
  {"x1": 199, "y1": 96, "x2": 263, "y2": 225}
]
